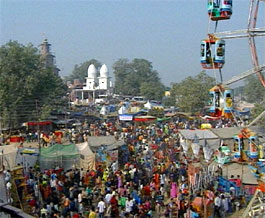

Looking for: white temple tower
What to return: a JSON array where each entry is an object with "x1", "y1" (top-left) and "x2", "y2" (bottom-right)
[
  {"x1": 84, "y1": 64, "x2": 98, "y2": 90},
  {"x1": 98, "y1": 64, "x2": 110, "y2": 90}
]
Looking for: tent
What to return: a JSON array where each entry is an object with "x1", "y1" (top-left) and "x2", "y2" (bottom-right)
[
  {"x1": 179, "y1": 129, "x2": 220, "y2": 161},
  {"x1": 39, "y1": 144, "x2": 79, "y2": 171},
  {"x1": 88, "y1": 136, "x2": 124, "y2": 148},
  {"x1": 179, "y1": 129, "x2": 220, "y2": 150},
  {"x1": 16, "y1": 148, "x2": 39, "y2": 172},
  {"x1": 0, "y1": 144, "x2": 17, "y2": 170},
  {"x1": 100, "y1": 105, "x2": 108, "y2": 116},
  {"x1": 144, "y1": 101, "x2": 164, "y2": 110},
  {"x1": 118, "y1": 105, "x2": 128, "y2": 115},
  {"x1": 76, "y1": 142, "x2": 96, "y2": 170},
  {"x1": 210, "y1": 127, "x2": 242, "y2": 139}
]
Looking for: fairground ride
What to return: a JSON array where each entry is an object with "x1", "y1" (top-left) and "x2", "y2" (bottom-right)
[
  {"x1": 203, "y1": 1, "x2": 265, "y2": 217},
  {"x1": 201, "y1": 0, "x2": 265, "y2": 125}
]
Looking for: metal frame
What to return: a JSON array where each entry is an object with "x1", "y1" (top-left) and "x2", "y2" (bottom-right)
[{"x1": 213, "y1": 0, "x2": 265, "y2": 87}]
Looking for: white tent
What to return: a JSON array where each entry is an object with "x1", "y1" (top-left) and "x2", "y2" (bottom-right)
[
  {"x1": 118, "y1": 105, "x2": 128, "y2": 115},
  {"x1": 144, "y1": 101, "x2": 164, "y2": 110},
  {"x1": 100, "y1": 105, "x2": 108, "y2": 116},
  {"x1": 179, "y1": 129, "x2": 220, "y2": 161},
  {"x1": 76, "y1": 142, "x2": 96, "y2": 170},
  {"x1": 0, "y1": 144, "x2": 17, "y2": 170},
  {"x1": 144, "y1": 101, "x2": 152, "y2": 110}
]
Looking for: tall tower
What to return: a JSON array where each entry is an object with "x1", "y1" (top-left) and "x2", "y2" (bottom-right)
[
  {"x1": 98, "y1": 64, "x2": 110, "y2": 90},
  {"x1": 39, "y1": 39, "x2": 60, "y2": 76},
  {"x1": 84, "y1": 64, "x2": 98, "y2": 90}
]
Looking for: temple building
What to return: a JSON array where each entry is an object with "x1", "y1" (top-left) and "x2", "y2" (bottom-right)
[
  {"x1": 71, "y1": 64, "x2": 113, "y2": 104},
  {"x1": 39, "y1": 39, "x2": 60, "y2": 76}
]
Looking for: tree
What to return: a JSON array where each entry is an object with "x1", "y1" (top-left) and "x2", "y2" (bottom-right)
[
  {"x1": 244, "y1": 75, "x2": 265, "y2": 104},
  {"x1": 0, "y1": 41, "x2": 67, "y2": 128},
  {"x1": 66, "y1": 59, "x2": 102, "y2": 82},
  {"x1": 170, "y1": 71, "x2": 215, "y2": 112},
  {"x1": 140, "y1": 81, "x2": 165, "y2": 101},
  {"x1": 113, "y1": 58, "x2": 164, "y2": 99},
  {"x1": 162, "y1": 96, "x2": 176, "y2": 107}
]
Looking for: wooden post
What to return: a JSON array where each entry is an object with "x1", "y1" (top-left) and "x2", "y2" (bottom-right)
[{"x1": 241, "y1": 162, "x2": 244, "y2": 193}]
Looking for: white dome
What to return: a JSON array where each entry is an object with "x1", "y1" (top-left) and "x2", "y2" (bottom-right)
[
  {"x1": 87, "y1": 64, "x2": 97, "y2": 78},
  {"x1": 100, "y1": 64, "x2": 109, "y2": 77}
]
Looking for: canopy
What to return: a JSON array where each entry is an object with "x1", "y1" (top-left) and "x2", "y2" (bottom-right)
[
  {"x1": 222, "y1": 163, "x2": 258, "y2": 185},
  {"x1": 179, "y1": 129, "x2": 220, "y2": 158},
  {"x1": 76, "y1": 142, "x2": 96, "y2": 170},
  {"x1": 179, "y1": 129, "x2": 218, "y2": 141},
  {"x1": 157, "y1": 117, "x2": 171, "y2": 122},
  {"x1": 22, "y1": 121, "x2": 52, "y2": 126},
  {"x1": 134, "y1": 116, "x2": 156, "y2": 122},
  {"x1": 39, "y1": 144, "x2": 79, "y2": 171},
  {"x1": 40, "y1": 144, "x2": 79, "y2": 159},
  {"x1": 210, "y1": 127, "x2": 242, "y2": 139},
  {"x1": 88, "y1": 136, "x2": 124, "y2": 148}
]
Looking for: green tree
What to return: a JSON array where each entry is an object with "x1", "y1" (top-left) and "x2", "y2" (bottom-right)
[
  {"x1": 140, "y1": 81, "x2": 165, "y2": 100},
  {"x1": 113, "y1": 58, "x2": 164, "y2": 99},
  {"x1": 244, "y1": 75, "x2": 265, "y2": 104},
  {"x1": 0, "y1": 41, "x2": 67, "y2": 128},
  {"x1": 162, "y1": 96, "x2": 176, "y2": 107},
  {"x1": 66, "y1": 59, "x2": 102, "y2": 82},
  {"x1": 170, "y1": 71, "x2": 215, "y2": 112}
]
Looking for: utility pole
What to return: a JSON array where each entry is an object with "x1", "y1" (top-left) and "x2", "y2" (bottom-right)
[
  {"x1": 35, "y1": 100, "x2": 42, "y2": 216},
  {"x1": 35, "y1": 100, "x2": 41, "y2": 148}
]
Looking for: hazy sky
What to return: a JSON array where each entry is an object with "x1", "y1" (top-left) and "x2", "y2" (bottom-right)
[{"x1": 1, "y1": 0, "x2": 264, "y2": 86}]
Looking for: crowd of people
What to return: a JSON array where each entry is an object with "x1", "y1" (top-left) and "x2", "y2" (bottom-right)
[
  {"x1": 0, "y1": 114, "x2": 241, "y2": 148},
  {"x1": 1, "y1": 117, "x2": 250, "y2": 218}
]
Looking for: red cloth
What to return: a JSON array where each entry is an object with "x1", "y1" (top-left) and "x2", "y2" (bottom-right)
[
  {"x1": 72, "y1": 213, "x2": 80, "y2": 218},
  {"x1": 143, "y1": 185, "x2": 151, "y2": 196},
  {"x1": 110, "y1": 196, "x2": 118, "y2": 207},
  {"x1": 154, "y1": 173, "x2": 159, "y2": 185},
  {"x1": 29, "y1": 199, "x2": 36, "y2": 207}
]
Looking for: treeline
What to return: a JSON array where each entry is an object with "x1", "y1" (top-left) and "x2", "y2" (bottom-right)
[
  {"x1": 0, "y1": 41, "x2": 67, "y2": 128},
  {"x1": 1, "y1": 40, "x2": 263, "y2": 128}
]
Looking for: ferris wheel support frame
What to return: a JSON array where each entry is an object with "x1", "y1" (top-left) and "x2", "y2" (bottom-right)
[
  {"x1": 213, "y1": 0, "x2": 265, "y2": 87},
  {"x1": 248, "y1": 0, "x2": 265, "y2": 87}
]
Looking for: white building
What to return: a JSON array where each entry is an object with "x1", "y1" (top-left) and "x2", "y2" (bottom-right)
[{"x1": 74, "y1": 64, "x2": 113, "y2": 104}]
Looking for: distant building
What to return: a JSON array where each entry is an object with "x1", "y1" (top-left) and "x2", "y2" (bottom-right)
[
  {"x1": 71, "y1": 64, "x2": 113, "y2": 104},
  {"x1": 39, "y1": 39, "x2": 60, "y2": 76}
]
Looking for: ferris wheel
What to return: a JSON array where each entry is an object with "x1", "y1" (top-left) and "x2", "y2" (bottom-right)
[
  {"x1": 200, "y1": 0, "x2": 265, "y2": 123},
  {"x1": 215, "y1": 0, "x2": 265, "y2": 87}
]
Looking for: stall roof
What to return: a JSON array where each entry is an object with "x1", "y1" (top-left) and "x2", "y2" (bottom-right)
[
  {"x1": 209, "y1": 127, "x2": 242, "y2": 139},
  {"x1": 222, "y1": 163, "x2": 258, "y2": 185},
  {"x1": 179, "y1": 129, "x2": 218, "y2": 140},
  {"x1": 249, "y1": 126, "x2": 265, "y2": 136},
  {"x1": 88, "y1": 136, "x2": 124, "y2": 148},
  {"x1": 210, "y1": 126, "x2": 265, "y2": 139},
  {"x1": 179, "y1": 129, "x2": 220, "y2": 150}
]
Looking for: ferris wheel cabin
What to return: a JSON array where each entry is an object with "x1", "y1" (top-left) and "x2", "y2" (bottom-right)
[
  {"x1": 208, "y1": 85, "x2": 233, "y2": 118},
  {"x1": 208, "y1": 0, "x2": 233, "y2": 21},
  {"x1": 232, "y1": 129, "x2": 259, "y2": 162},
  {"x1": 200, "y1": 39, "x2": 225, "y2": 69}
]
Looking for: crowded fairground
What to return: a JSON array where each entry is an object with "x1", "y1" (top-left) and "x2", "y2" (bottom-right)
[{"x1": 1, "y1": 0, "x2": 265, "y2": 218}]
